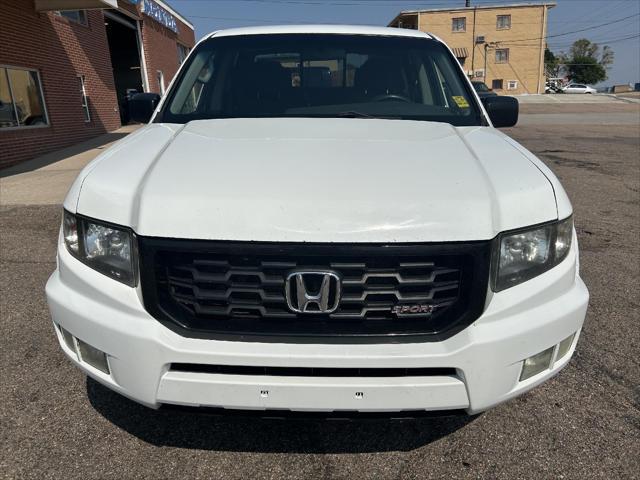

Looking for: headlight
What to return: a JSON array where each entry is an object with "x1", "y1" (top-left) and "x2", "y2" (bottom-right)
[
  {"x1": 62, "y1": 210, "x2": 137, "y2": 286},
  {"x1": 492, "y1": 216, "x2": 573, "y2": 292}
]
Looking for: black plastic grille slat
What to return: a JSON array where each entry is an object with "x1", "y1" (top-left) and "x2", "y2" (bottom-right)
[
  {"x1": 170, "y1": 363, "x2": 457, "y2": 377},
  {"x1": 169, "y1": 284, "x2": 287, "y2": 303},
  {"x1": 339, "y1": 282, "x2": 459, "y2": 302},
  {"x1": 138, "y1": 239, "x2": 491, "y2": 341},
  {"x1": 171, "y1": 267, "x2": 286, "y2": 285}
]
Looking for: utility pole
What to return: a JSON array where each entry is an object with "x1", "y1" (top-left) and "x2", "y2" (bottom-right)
[
  {"x1": 471, "y1": 6, "x2": 477, "y2": 73},
  {"x1": 484, "y1": 42, "x2": 495, "y2": 85},
  {"x1": 484, "y1": 43, "x2": 488, "y2": 83}
]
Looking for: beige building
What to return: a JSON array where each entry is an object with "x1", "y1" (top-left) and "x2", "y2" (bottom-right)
[{"x1": 389, "y1": 2, "x2": 555, "y2": 95}]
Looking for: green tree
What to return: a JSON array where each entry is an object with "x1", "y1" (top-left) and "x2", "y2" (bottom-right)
[
  {"x1": 569, "y1": 39, "x2": 614, "y2": 67},
  {"x1": 567, "y1": 56, "x2": 607, "y2": 84},
  {"x1": 565, "y1": 38, "x2": 614, "y2": 84},
  {"x1": 544, "y1": 48, "x2": 564, "y2": 77}
]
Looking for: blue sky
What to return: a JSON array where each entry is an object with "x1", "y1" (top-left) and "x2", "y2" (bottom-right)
[{"x1": 169, "y1": 0, "x2": 640, "y2": 86}]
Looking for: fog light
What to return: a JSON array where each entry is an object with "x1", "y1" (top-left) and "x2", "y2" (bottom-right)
[
  {"x1": 76, "y1": 339, "x2": 110, "y2": 374},
  {"x1": 520, "y1": 346, "x2": 554, "y2": 381},
  {"x1": 58, "y1": 325, "x2": 76, "y2": 353},
  {"x1": 556, "y1": 334, "x2": 575, "y2": 361}
]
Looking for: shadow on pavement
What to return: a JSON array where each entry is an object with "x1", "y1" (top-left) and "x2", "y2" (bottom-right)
[
  {"x1": 87, "y1": 377, "x2": 479, "y2": 453},
  {"x1": 0, "y1": 130, "x2": 132, "y2": 178}
]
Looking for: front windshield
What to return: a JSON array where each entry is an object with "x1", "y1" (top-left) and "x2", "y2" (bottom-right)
[{"x1": 161, "y1": 34, "x2": 483, "y2": 126}]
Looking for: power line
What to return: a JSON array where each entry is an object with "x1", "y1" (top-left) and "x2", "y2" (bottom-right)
[
  {"x1": 499, "y1": 12, "x2": 640, "y2": 44},
  {"x1": 501, "y1": 32, "x2": 640, "y2": 49},
  {"x1": 187, "y1": 14, "x2": 374, "y2": 23},
  {"x1": 554, "y1": 33, "x2": 640, "y2": 47},
  {"x1": 562, "y1": 0, "x2": 631, "y2": 26}
]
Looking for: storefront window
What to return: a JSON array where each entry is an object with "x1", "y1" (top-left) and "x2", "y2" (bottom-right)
[
  {"x1": 0, "y1": 69, "x2": 17, "y2": 128},
  {"x1": 0, "y1": 66, "x2": 48, "y2": 128},
  {"x1": 55, "y1": 10, "x2": 88, "y2": 26},
  {"x1": 157, "y1": 71, "x2": 166, "y2": 95},
  {"x1": 78, "y1": 75, "x2": 90, "y2": 122}
]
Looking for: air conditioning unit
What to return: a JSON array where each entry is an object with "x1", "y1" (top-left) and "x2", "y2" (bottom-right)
[
  {"x1": 476, "y1": 35, "x2": 486, "y2": 44},
  {"x1": 474, "y1": 69, "x2": 485, "y2": 78}
]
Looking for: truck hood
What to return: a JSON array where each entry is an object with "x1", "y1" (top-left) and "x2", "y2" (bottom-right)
[{"x1": 74, "y1": 118, "x2": 558, "y2": 242}]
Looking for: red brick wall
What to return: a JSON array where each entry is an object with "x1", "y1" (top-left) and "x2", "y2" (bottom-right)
[
  {"x1": 141, "y1": 14, "x2": 195, "y2": 94},
  {"x1": 0, "y1": 0, "x2": 121, "y2": 169}
]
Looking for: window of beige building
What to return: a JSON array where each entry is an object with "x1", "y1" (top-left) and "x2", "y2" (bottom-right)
[
  {"x1": 452, "y1": 17, "x2": 466, "y2": 32},
  {"x1": 507, "y1": 80, "x2": 518, "y2": 90},
  {"x1": 492, "y1": 79, "x2": 504, "y2": 90},
  {"x1": 495, "y1": 48, "x2": 509, "y2": 63},
  {"x1": 496, "y1": 15, "x2": 511, "y2": 30}
]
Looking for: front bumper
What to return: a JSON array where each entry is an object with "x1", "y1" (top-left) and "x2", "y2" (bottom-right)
[{"x1": 46, "y1": 237, "x2": 588, "y2": 415}]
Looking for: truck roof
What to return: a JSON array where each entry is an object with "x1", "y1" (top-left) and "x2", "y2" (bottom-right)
[{"x1": 208, "y1": 25, "x2": 434, "y2": 40}]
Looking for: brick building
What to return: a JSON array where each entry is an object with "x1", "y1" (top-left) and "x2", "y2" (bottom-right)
[
  {"x1": 0, "y1": 0, "x2": 195, "y2": 168},
  {"x1": 389, "y1": 2, "x2": 555, "y2": 95}
]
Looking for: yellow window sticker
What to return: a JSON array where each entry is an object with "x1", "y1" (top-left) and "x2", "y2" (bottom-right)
[{"x1": 452, "y1": 96, "x2": 470, "y2": 108}]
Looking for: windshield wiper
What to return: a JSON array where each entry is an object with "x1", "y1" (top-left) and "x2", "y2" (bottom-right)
[{"x1": 335, "y1": 111, "x2": 376, "y2": 119}]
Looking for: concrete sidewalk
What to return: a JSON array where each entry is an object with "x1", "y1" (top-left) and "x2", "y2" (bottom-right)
[
  {"x1": 515, "y1": 93, "x2": 640, "y2": 104},
  {"x1": 0, "y1": 125, "x2": 140, "y2": 206}
]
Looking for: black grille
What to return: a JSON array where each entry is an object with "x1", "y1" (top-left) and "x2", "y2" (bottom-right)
[{"x1": 138, "y1": 239, "x2": 490, "y2": 342}]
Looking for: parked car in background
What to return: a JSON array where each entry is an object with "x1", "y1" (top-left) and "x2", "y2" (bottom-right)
[
  {"x1": 562, "y1": 83, "x2": 597, "y2": 94},
  {"x1": 545, "y1": 81, "x2": 563, "y2": 94},
  {"x1": 471, "y1": 81, "x2": 497, "y2": 98},
  {"x1": 47, "y1": 25, "x2": 588, "y2": 417}
]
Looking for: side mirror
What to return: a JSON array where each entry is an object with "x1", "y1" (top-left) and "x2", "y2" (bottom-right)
[
  {"x1": 482, "y1": 95, "x2": 518, "y2": 128},
  {"x1": 129, "y1": 93, "x2": 161, "y2": 123}
]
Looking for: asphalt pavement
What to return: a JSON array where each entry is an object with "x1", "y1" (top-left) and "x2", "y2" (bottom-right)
[{"x1": 0, "y1": 103, "x2": 638, "y2": 479}]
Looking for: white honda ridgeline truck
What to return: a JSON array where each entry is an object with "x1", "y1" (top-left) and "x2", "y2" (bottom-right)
[{"x1": 46, "y1": 26, "x2": 589, "y2": 417}]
